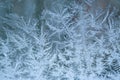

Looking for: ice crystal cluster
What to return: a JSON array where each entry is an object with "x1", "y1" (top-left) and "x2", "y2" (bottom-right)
[{"x1": 0, "y1": 0, "x2": 120, "y2": 80}]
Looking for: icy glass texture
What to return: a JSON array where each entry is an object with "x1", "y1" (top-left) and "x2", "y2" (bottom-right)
[{"x1": 0, "y1": 0, "x2": 120, "y2": 80}]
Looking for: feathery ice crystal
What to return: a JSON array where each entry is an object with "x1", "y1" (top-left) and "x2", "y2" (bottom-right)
[{"x1": 0, "y1": 0, "x2": 120, "y2": 80}]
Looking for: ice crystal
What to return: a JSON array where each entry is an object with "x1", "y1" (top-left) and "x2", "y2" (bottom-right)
[{"x1": 0, "y1": 0, "x2": 120, "y2": 80}]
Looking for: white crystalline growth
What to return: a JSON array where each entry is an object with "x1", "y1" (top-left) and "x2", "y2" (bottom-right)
[{"x1": 0, "y1": 0, "x2": 120, "y2": 80}]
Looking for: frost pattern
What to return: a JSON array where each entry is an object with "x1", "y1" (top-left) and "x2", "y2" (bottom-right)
[
  {"x1": 0, "y1": 14, "x2": 48, "y2": 80},
  {"x1": 0, "y1": 0, "x2": 120, "y2": 80}
]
